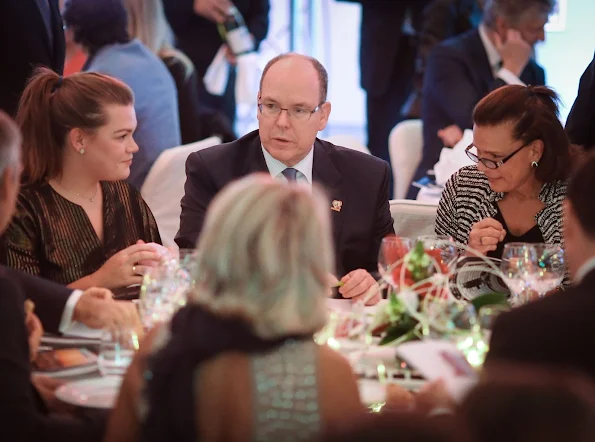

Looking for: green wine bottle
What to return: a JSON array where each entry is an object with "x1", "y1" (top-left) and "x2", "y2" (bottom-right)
[{"x1": 217, "y1": 5, "x2": 255, "y2": 57}]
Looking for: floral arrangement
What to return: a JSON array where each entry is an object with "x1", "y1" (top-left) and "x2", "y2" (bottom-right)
[{"x1": 371, "y1": 240, "x2": 508, "y2": 346}]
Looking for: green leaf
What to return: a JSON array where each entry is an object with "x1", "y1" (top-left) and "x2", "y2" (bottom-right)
[
  {"x1": 378, "y1": 314, "x2": 418, "y2": 345},
  {"x1": 471, "y1": 292, "x2": 509, "y2": 312},
  {"x1": 379, "y1": 327, "x2": 419, "y2": 346}
]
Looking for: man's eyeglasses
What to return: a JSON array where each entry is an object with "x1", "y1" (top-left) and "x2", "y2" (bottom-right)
[
  {"x1": 258, "y1": 102, "x2": 324, "y2": 121},
  {"x1": 465, "y1": 141, "x2": 532, "y2": 169}
]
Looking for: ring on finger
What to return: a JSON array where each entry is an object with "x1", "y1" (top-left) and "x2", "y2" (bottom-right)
[{"x1": 132, "y1": 265, "x2": 137, "y2": 275}]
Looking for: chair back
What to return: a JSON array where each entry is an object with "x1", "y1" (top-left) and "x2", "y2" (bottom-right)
[
  {"x1": 389, "y1": 119, "x2": 423, "y2": 199},
  {"x1": 141, "y1": 136, "x2": 222, "y2": 247},
  {"x1": 323, "y1": 135, "x2": 370, "y2": 155},
  {"x1": 390, "y1": 199, "x2": 438, "y2": 239}
]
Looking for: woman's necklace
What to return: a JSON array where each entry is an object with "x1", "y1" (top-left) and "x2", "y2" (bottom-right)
[{"x1": 53, "y1": 180, "x2": 99, "y2": 203}]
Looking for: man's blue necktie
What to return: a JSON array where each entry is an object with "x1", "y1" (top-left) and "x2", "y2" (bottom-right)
[{"x1": 281, "y1": 167, "x2": 298, "y2": 183}]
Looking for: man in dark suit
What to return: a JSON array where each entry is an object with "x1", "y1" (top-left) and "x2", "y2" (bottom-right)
[
  {"x1": 337, "y1": 0, "x2": 430, "y2": 164},
  {"x1": 0, "y1": 0, "x2": 65, "y2": 117},
  {"x1": 176, "y1": 53, "x2": 394, "y2": 304},
  {"x1": 163, "y1": 0, "x2": 270, "y2": 125},
  {"x1": 409, "y1": 0, "x2": 552, "y2": 198},
  {"x1": 486, "y1": 152, "x2": 595, "y2": 378},
  {"x1": 566, "y1": 52, "x2": 595, "y2": 150}
]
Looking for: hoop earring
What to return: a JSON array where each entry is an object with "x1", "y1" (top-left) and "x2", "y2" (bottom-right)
[
  {"x1": 79, "y1": 148, "x2": 85, "y2": 155},
  {"x1": 531, "y1": 161, "x2": 539, "y2": 168}
]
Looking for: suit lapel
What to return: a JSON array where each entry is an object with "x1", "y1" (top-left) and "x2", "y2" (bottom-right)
[
  {"x1": 48, "y1": 0, "x2": 66, "y2": 74},
  {"x1": 467, "y1": 30, "x2": 495, "y2": 91},
  {"x1": 241, "y1": 131, "x2": 269, "y2": 175},
  {"x1": 312, "y1": 139, "x2": 345, "y2": 261},
  {"x1": 30, "y1": 0, "x2": 53, "y2": 61}
]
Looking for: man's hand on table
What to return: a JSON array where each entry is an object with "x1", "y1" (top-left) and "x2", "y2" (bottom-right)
[
  {"x1": 339, "y1": 269, "x2": 381, "y2": 305},
  {"x1": 73, "y1": 288, "x2": 142, "y2": 330}
]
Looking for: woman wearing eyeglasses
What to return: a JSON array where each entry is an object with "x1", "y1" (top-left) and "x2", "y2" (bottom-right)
[{"x1": 435, "y1": 84, "x2": 579, "y2": 258}]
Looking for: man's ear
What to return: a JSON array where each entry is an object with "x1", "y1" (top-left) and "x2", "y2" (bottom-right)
[{"x1": 317, "y1": 102, "x2": 331, "y2": 131}]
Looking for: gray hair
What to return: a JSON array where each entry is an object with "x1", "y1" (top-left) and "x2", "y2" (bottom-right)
[
  {"x1": 190, "y1": 174, "x2": 333, "y2": 339},
  {"x1": 483, "y1": 0, "x2": 555, "y2": 28},
  {"x1": 123, "y1": 0, "x2": 194, "y2": 78},
  {"x1": 0, "y1": 111, "x2": 21, "y2": 178},
  {"x1": 260, "y1": 53, "x2": 329, "y2": 103}
]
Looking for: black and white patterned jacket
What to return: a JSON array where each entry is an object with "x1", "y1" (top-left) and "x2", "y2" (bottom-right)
[{"x1": 435, "y1": 165, "x2": 567, "y2": 247}]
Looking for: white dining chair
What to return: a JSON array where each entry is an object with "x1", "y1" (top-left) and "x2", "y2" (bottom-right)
[
  {"x1": 389, "y1": 119, "x2": 423, "y2": 199},
  {"x1": 323, "y1": 134, "x2": 371, "y2": 155},
  {"x1": 389, "y1": 199, "x2": 438, "y2": 239},
  {"x1": 140, "y1": 136, "x2": 222, "y2": 248}
]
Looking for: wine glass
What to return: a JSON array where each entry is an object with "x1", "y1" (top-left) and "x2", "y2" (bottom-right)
[
  {"x1": 526, "y1": 243, "x2": 565, "y2": 298},
  {"x1": 378, "y1": 236, "x2": 413, "y2": 287},
  {"x1": 98, "y1": 326, "x2": 139, "y2": 376},
  {"x1": 417, "y1": 234, "x2": 460, "y2": 270},
  {"x1": 139, "y1": 264, "x2": 191, "y2": 329},
  {"x1": 500, "y1": 243, "x2": 537, "y2": 306}
]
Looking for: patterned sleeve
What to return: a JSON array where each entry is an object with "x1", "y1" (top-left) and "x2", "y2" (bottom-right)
[
  {"x1": 138, "y1": 195, "x2": 162, "y2": 246},
  {"x1": 435, "y1": 171, "x2": 466, "y2": 244},
  {"x1": 0, "y1": 195, "x2": 42, "y2": 276}
]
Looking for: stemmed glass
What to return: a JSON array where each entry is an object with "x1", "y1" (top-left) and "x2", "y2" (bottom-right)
[
  {"x1": 526, "y1": 243, "x2": 565, "y2": 298},
  {"x1": 378, "y1": 236, "x2": 413, "y2": 287},
  {"x1": 501, "y1": 243, "x2": 537, "y2": 306},
  {"x1": 417, "y1": 235, "x2": 460, "y2": 270}
]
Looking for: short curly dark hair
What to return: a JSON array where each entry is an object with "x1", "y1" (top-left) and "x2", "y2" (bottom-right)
[{"x1": 63, "y1": 0, "x2": 130, "y2": 54}]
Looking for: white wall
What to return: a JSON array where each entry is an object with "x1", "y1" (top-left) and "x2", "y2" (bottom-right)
[{"x1": 537, "y1": 0, "x2": 595, "y2": 123}]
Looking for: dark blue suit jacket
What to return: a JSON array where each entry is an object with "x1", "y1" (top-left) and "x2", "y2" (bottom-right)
[
  {"x1": 337, "y1": 0, "x2": 430, "y2": 96},
  {"x1": 0, "y1": 268, "x2": 105, "y2": 441},
  {"x1": 566, "y1": 51, "x2": 595, "y2": 149},
  {"x1": 0, "y1": 0, "x2": 65, "y2": 117},
  {"x1": 413, "y1": 28, "x2": 545, "y2": 196},
  {"x1": 175, "y1": 130, "x2": 395, "y2": 277},
  {"x1": 487, "y1": 270, "x2": 595, "y2": 378}
]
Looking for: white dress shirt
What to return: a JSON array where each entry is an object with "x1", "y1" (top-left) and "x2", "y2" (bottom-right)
[
  {"x1": 59, "y1": 290, "x2": 85, "y2": 333},
  {"x1": 478, "y1": 24, "x2": 526, "y2": 87},
  {"x1": 261, "y1": 145, "x2": 314, "y2": 187}
]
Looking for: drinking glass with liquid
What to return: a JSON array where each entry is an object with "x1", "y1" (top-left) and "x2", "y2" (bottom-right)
[{"x1": 98, "y1": 327, "x2": 139, "y2": 376}]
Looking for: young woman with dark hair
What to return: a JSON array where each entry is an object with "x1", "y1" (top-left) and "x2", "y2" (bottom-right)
[{"x1": 0, "y1": 68, "x2": 162, "y2": 290}]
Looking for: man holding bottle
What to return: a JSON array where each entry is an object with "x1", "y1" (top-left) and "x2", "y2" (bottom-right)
[{"x1": 164, "y1": 0, "x2": 270, "y2": 125}]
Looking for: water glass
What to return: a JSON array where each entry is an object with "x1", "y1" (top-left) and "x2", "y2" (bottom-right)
[
  {"x1": 139, "y1": 264, "x2": 191, "y2": 329},
  {"x1": 378, "y1": 236, "x2": 413, "y2": 287},
  {"x1": 98, "y1": 327, "x2": 139, "y2": 376},
  {"x1": 501, "y1": 243, "x2": 536, "y2": 306},
  {"x1": 526, "y1": 243, "x2": 565, "y2": 297}
]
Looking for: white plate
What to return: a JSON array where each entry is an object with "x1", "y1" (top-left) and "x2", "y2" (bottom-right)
[{"x1": 55, "y1": 376, "x2": 123, "y2": 409}]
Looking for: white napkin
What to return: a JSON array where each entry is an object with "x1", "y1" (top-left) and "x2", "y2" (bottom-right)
[
  {"x1": 235, "y1": 52, "x2": 259, "y2": 106},
  {"x1": 204, "y1": 45, "x2": 230, "y2": 96},
  {"x1": 433, "y1": 129, "x2": 475, "y2": 186},
  {"x1": 396, "y1": 339, "x2": 478, "y2": 403}
]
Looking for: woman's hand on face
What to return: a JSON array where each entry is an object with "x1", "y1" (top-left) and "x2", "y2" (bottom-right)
[
  {"x1": 468, "y1": 218, "x2": 506, "y2": 254},
  {"x1": 93, "y1": 243, "x2": 163, "y2": 288}
]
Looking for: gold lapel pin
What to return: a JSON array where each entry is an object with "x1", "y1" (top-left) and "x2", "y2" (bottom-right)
[{"x1": 331, "y1": 200, "x2": 343, "y2": 212}]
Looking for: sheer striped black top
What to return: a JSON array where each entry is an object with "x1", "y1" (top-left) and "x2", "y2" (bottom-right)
[{"x1": 0, "y1": 180, "x2": 161, "y2": 286}]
